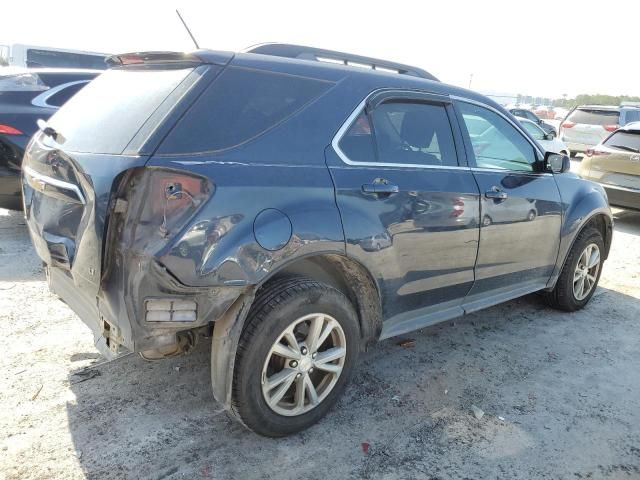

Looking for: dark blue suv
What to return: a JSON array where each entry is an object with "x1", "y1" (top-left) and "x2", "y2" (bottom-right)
[{"x1": 21, "y1": 45, "x2": 613, "y2": 436}]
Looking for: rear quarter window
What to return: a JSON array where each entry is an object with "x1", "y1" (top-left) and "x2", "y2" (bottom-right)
[
  {"x1": 158, "y1": 67, "x2": 333, "y2": 154},
  {"x1": 568, "y1": 108, "x2": 620, "y2": 126}
]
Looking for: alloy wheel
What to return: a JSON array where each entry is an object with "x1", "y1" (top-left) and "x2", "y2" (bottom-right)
[
  {"x1": 573, "y1": 243, "x2": 600, "y2": 301},
  {"x1": 261, "y1": 313, "x2": 347, "y2": 416}
]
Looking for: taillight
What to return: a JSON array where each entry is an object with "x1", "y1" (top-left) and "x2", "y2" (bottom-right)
[
  {"x1": 561, "y1": 121, "x2": 576, "y2": 129},
  {"x1": 603, "y1": 124, "x2": 619, "y2": 132},
  {"x1": 450, "y1": 197, "x2": 465, "y2": 218},
  {"x1": 0, "y1": 124, "x2": 23, "y2": 135}
]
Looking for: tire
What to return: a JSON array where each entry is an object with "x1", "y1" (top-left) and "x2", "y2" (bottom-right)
[
  {"x1": 570, "y1": 151, "x2": 579, "y2": 158},
  {"x1": 482, "y1": 215, "x2": 493, "y2": 227},
  {"x1": 544, "y1": 227, "x2": 604, "y2": 311},
  {"x1": 230, "y1": 276, "x2": 360, "y2": 437},
  {"x1": 527, "y1": 210, "x2": 536, "y2": 221}
]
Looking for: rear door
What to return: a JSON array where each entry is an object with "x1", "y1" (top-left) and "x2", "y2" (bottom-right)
[
  {"x1": 327, "y1": 91, "x2": 480, "y2": 337},
  {"x1": 454, "y1": 100, "x2": 562, "y2": 311}
]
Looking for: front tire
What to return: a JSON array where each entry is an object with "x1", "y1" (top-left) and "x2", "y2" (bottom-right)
[
  {"x1": 230, "y1": 277, "x2": 359, "y2": 437},
  {"x1": 544, "y1": 227, "x2": 604, "y2": 311}
]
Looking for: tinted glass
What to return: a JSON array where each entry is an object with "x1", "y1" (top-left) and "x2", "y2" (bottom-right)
[
  {"x1": 623, "y1": 110, "x2": 640, "y2": 124},
  {"x1": 339, "y1": 112, "x2": 376, "y2": 162},
  {"x1": 370, "y1": 102, "x2": 458, "y2": 166},
  {"x1": 459, "y1": 102, "x2": 536, "y2": 171},
  {"x1": 568, "y1": 108, "x2": 620, "y2": 126},
  {"x1": 27, "y1": 49, "x2": 107, "y2": 70},
  {"x1": 46, "y1": 82, "x2": 87, "y2": 107},
  {"x1": 48, "y1": 67, "x2": 194, "y2": 154},
  {"x1": 160, "y1": 67, "x2": 333, "y2": 154},
  {"x1": 603, "y1": 131, "x2": 640, "y2": 152},
  {"x1": 520, "y1": 121, "x2": 545, "y2": 140}
]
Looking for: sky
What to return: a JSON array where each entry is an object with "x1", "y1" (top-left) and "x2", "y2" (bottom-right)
[{"x1": 2, "y1": 0, "x2": 639, "y2": 98}]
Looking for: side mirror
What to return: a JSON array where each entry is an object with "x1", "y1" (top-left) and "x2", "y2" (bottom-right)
[
  {"x1": 538, "y1": 119, "x2": 544, "y2": 125},
  {"x1": 544, "y1": 133, "x2": 554, "y2": 141},
  {"x1": 545, "y1": 152, "x2": 571, "y2": 173}
]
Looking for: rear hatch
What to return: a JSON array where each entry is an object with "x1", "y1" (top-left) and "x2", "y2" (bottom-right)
[
  {"x1": 587, "y1": 128, "x2": 640, "y2": 191},
  {"x1": 561, "y1": 107, "x2": 620, "y2": 147},
  {"x1": 22, "y1": 53, "x2": 228, "y2": 297}
]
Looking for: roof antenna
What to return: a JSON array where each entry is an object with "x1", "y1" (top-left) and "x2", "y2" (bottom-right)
[{"x1": 176, "y1": 9, "x2": 200, "y2": 49}]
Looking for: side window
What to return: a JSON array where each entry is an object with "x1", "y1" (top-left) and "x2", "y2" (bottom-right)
[
  {"x1": 339, "y1": 101, "x2": 458, "y2": 167},
  {"x1": 458, "y1": 102, "x2": 536, "y2": 172},
  {"x1": 520, "y1": 121, "x2": 545, "y2": 141}
]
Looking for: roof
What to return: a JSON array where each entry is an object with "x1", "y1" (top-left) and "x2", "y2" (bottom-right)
[{"x1": 619, "y1": 121, "x2": 640, "y2": 132}]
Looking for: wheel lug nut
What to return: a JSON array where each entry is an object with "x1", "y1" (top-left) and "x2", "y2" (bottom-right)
[
  {"x1": 295, "y1": 373, "x2": 301, "y2": 379},
  {"x1": 301, "y1": 347, "x2": 308, "y2": 355},
  {"x1": 312, "y1": 352, "x2": 317, "y2": 359},
  {"x1": 309, "y1": 368, "x2": 314, "y2": 374},
  {"x1": 289, "y1": 360, "x2": 298, "y2": 368}
]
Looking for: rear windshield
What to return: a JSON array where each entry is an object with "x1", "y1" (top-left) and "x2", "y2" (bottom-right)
[
  {"x1": 27, "y1": 49, "x2": 107, "y2": 70},
  {"x1": 47, "y1": 67, "x2": 194, "y2": 154},
  {"x1": 568, "y1": 108, "x2": 620, "y2": 126},
  {"x1": 158, "y1": 67, "x2": 333, "y2": 154},
  {"x1": 603, "y1": 131, "x2": 640, "y2": 152}
]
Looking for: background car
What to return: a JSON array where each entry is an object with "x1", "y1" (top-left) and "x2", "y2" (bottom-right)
[
  {"x1": 509, "y1": 107, "x2": 557, "y2": 136},
  {"x1": 0, "y1": 68, "x2": 99, "y2": 209},
  {"x1": 579, "y1": 122, "x2": 640, "y2": 210},
  {"x1": 517, "y1": 117, "x2": 570, "y2": 156},
  {"x1": 559, "y1": 105, "x2": 640, "y2": 157},
  {"x1": 0, "y1": 44, "x2": 109, "y2": 69}
]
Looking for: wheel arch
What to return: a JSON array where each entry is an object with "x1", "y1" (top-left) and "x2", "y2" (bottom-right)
[{"x1": 210, "y1": 252, "x2": 383, "y2": 410}]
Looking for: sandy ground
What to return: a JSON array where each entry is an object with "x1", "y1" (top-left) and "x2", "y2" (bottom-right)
[{"x1": 1, "y1": 200, "x2": 639, "y2": 480}]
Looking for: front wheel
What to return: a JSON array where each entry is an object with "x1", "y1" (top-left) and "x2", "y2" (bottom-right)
[
  {"x1": 544, "y1": 227, "x2": 604, "y2": 311},
  {"x1": 230, "y1": 277, "x2": 360, "y2": 437}
]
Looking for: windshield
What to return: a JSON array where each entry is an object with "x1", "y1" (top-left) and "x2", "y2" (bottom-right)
[{"x1": 47, "y1": 67, "x2": 195, "y2": 154}]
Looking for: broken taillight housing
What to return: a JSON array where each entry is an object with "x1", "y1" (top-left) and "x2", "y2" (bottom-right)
[{"x1": 120, "y1": 168, "x2": 213, "y2": 253}]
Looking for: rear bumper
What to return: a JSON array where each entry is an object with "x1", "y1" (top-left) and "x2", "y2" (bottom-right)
[
  {"x1": 563, "y1": 141, "x2": 594, "y2": 154},
  {"x1": 603, "y1": 184, "x2": 640, "y2": 211},
  {"x1": 44, "y1": 259, "x2": 244, "y2": 357}
]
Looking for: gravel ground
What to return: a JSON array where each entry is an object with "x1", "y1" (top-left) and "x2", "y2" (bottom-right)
[{"x1": 1, "y1": 205, "x2": 639, "y2": 480}]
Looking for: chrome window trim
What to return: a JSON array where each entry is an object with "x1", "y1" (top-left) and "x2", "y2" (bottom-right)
[
  {"x1": 23, "y1": 165, "x2": 86, "y2": 204},
  {"x1": 332, "y1": 91, "x2": 547, "y2": 174},
  {"x1": 31, "y1": 80, "x2": 91, "y2": 109}
]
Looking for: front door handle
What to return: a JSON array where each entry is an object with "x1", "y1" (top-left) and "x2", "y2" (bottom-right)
[
  {"x1": 362, "y1": 182, "x2": 399, "y2": 195},
  {"x1": 485, "y1": 187, "x2": 508, "y2": 200}
]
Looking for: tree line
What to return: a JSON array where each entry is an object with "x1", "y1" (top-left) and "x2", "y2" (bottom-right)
[{"x1": 553, "y1": 94, "x2": 640, "y2": 108}]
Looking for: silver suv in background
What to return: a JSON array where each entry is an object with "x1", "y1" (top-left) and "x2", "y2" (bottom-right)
[{"x1": 560, "y1": 105, "x2": 640, "y2": 156}]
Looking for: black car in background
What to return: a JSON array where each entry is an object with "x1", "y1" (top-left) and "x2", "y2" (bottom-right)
[
  {"x1": 0, "y1": 68, "x2": 99, "y2": 209},
  {"x1": 509, "y1": 108, "x2": 557, "y2": 137}
]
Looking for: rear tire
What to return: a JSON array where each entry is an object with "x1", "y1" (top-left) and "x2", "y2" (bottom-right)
[
  {"x1": 544, "y1": 227, "x2": 604, "y2": 311},
  {"x1": 230, "y1": 276, "x2": 359, "y2": 437}
]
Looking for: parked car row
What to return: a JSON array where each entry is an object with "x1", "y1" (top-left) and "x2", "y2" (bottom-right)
[
  {"x1": 0, "y1": 68, "x2": 99, "y2": 209},
  {"x1": 19, "y1": 44, "x2": 613, "y2": 437}
]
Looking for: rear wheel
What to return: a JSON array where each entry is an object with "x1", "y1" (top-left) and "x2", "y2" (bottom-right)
[
  {"x1": 544, "y1": 227, "x2": 604, "y2": 311},
  {"x1": 230, "y1": 277, "x2": 359, "y2": 437}
]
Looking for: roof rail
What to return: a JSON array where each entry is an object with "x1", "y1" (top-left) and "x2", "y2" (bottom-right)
[{"x1": 244, "y1": 43, "x2": 439, "y2": 82}]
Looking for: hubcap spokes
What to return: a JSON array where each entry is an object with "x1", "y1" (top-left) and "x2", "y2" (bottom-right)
[
  {"x1": 261, "y1": 313, "x2": 346, "y2": 416},
  {"x1": 573, "y1": 243, "x2": 600, "y2": 301}
]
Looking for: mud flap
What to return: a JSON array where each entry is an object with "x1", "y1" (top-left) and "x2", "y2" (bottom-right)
[{"x1": 210, "y1": 291, "x2": 255, "y2": 409}]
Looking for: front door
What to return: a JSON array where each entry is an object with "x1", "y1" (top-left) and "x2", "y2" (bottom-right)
[
  {"x1": 454, "y1": 100, "x2": 562, "y2": 311},
  {"x1": 326, "y1": 92, "x2": 480, "y2": 337}
]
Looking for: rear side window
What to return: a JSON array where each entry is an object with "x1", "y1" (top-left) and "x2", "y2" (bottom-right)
[
  {"x1": 47, "y1": 67, "x2": 195, "y2": 154},
  {"x1": 339, "y1": 101, "x2": 458, "y2": 167},
  {"x1": 159, "y1": 67, "x2": 333, "y2": 154},
  {"x1": 623, "y1": 110, "x2": 640, "y2": 124},
  {"x1": 603, "y1": 131, "x2": 640, "y2": 152},
  {"x1": 568, "y1": 108, "x2": 620, "y2": 126}
]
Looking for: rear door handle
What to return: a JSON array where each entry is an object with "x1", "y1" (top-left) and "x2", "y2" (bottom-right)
[
  {"x1": 484, "y1": 187, "x2": 508, "y2": 200},
  {"x1": 362, "y1": 183, "x2": 399, "y2": 195}
]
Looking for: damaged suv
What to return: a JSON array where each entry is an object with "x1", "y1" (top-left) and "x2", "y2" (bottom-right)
[{"x1": 22, "y1": 44, "x2": 613, "y2": 437}]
